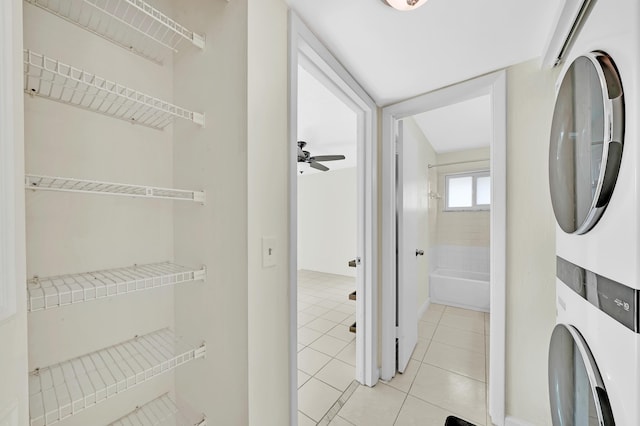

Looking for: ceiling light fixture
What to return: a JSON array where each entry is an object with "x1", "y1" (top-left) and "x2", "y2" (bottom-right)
[{"x1": 383, "y1": 0, "x2": 428, "y2": 11}]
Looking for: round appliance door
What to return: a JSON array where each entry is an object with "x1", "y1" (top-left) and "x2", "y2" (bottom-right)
[
  {"x1": 548, "y1": 324, "x2": 615, "y2": 425},
  {"x1": 549, "y1": 51, "x2": 624, "y2": 234}
]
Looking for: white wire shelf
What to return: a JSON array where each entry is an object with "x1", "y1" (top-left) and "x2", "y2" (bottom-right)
[
  {"x1": 109, "y1": 393, "x2": 206, "y2": 426},
  {"x1": 25, "y1": 174, "x2": 206, "y2": 203},
  {"x1": 28, "y1": 262, "x2": 206, "y2": 312},
  {"x1": 29, "y1": 329, "x2": 206, "y2": 426},
  {"x1": 24, "y1": 0, "x2": 205, "y2": 65},
  {"x1": 24, "y1": 50, "x2": 205, "y2": 130}
]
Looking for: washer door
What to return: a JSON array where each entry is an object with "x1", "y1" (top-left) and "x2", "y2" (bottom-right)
[
  {"x1": 548, "y1": 324, "x2": 615, "y2": 425},
  {"x1": 549, "y1": 51, "x2": 624, "y2": 234}
]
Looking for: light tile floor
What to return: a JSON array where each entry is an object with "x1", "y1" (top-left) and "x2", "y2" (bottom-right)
[
  {"x1": 297, "y1": 270, "x2": 357, "y2": 425},
  {"x1": 298, "y1": 270, "x2": 492, "y2": 426},
  {"x1": 331, "y1": 303, "x2": 491, "y2": 426}
]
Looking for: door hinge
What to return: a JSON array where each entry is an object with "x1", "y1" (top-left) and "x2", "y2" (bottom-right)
[{"x1": 395, "y1": 326, "x2": 400, "y2": 339}]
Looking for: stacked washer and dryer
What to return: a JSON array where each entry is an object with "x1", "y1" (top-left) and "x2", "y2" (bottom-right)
[{"x1": 548, "y1": 0, "x2": 640, "y2": 425}]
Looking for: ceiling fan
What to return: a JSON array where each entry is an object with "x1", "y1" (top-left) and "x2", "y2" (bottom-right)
[{"x1": 297, "y1": 141, "x2": 345, "y2": 173}]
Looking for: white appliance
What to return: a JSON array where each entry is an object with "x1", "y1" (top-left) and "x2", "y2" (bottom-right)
[
  {"x1": 552, "y1": 0, "x2": 639, "y2": 291},
  {"x1": 548, "y1": 0, "x2": 640, "y2": 424},
  {"x1": 549, "y1": 258, "x2": 639, "y2": 425}
]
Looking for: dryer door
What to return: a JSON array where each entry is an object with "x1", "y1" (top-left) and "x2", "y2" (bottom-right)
[
  {"x1": 548, "y1": 323, "x2": 615, "y2": 425},
  {"x1": 549, "y1": 51, "x2": 624, "y2": 234}
]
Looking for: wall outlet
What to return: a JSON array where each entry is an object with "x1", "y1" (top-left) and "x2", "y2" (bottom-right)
[{"x1": 262, "y1": 237, "x2": 277, "y2": 268}]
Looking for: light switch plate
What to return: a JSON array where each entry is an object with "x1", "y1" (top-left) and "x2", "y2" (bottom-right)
[{"x1": 262, "y1": 236, "x2": 277, "y2": 268}]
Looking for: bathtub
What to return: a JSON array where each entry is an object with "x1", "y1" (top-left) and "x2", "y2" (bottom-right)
[{"x1": 429, "y1": 268, "x2": 490, "y2": 312}]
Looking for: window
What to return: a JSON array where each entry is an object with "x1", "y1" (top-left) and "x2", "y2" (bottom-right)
[{"x1": 445, "y1": 171, "x2": 490, "y2": 211}]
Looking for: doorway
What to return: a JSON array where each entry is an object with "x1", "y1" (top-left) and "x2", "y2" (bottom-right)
[
  {"x1": 381, "y1": 71, "x2": 507, "y2": 425},
  {"x1": 288, "y1": 11, "x2": 378, "y2": 426},
  {"x1": 295, "y1": 64, "x2": 359, "y2": 424}
]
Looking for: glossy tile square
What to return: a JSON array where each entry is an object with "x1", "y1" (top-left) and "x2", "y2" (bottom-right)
[
  {"x1": 298, "y1": 326, "x2": 323, "y2": 346},
  {"x1": 298, "y1": 347, "x2": 332, "y2": 375},
  {"x1": 423, "y1": 341, "x2": 486, "y2": 382},
  {"x1": 308, "y1": 317, "x2": 341, "y2": 334},
  {"x1": 316, "y1": 358, "x2": 355, "y2": 392},
  {"x1": 409, "y1": 364, "x2": 486, "y2": 425},
  {"x1": 327, "y1": 323, "x2": 356, "y2": 343},
  {"x1": 410, "y1": 338, "x2": 430, "y2": 362},
  {"x1": 299, "y1": 411, "x2": 317, "y2": 426},
  {"x1": 439, "y1": 311, "x2": 485, "y2": 334},
  {"x1": 420, "y1": 307, "x2": 444, "y2": 324},
  {"x1": 329, "y1": 416, "x2": 356, "y2": 425},
  {"x1": 335, "y1": 341, "x2": 356, "y2": 367},
  {"x1": 298, "y1": 370, "x2": 311, "y2": 388},
  {"x1": 299, "y1": 378, "x2": 343, "y2": 422},
  {"x1": 418, "y1": 321, "x2": 437, "y2": 340},
  {"x1": 338, "y1": 383, "x2": 406, "y2": 426},
  {"x1": 385, "y1": 359, "x2": 420, "y2": 393},
  {"x1": 309, "y1": 334, "x2": 350, "y2": 357},
  {"x1": 433, "y1": 324, "x2": 485, "y2": 354},
  {"x1": 394, "y1": 395, "x2": 455, "y2": 426},
  {"x1": 322, "y1": 309, "x2": 352, "y2": 324}
]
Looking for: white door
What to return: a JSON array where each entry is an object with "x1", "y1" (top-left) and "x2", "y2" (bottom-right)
[{"x1": 396, "y1": 120, "x2": 420, "y2": 373}]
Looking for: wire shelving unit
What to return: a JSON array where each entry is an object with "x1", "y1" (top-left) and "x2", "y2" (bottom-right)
[
  {"x1": 109, "y1": 393, "x2": 206, "y2": 426},
  {"x1": 28, "y1": 262, "x2": 206, "y2": 312},
  {"x1": 28, "y1": 329, "x2": 206, "y2": 426},
  {"x1": 24, "y1": 50, "x2": 205, "y2": 130},
  {"x1": 25, "y1": 174, "x2": 206, "y2": 203},
  {"x1": 24, "y1": 0, "x2": 205, "y2": 65}
]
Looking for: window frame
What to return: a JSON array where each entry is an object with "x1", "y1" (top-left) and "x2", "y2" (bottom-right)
[{"x1": 444, "y1": 170, "x2": 491, "y2": 212}]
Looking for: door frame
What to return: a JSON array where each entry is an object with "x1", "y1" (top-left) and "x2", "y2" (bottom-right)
[
  {"x1": 0, "y1": 0, "x2": 19, "y2": 323},
  {"x1": 288, "y1": 10, "x2": 379, "y2": 424},
  {"x1": 380, "y1": 70, "x2": 507, "y2": 425}
]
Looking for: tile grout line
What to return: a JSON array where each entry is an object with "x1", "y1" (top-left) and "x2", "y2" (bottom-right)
[{"x1": 317, "y1": 380, "x2": 360, "y2": 425}]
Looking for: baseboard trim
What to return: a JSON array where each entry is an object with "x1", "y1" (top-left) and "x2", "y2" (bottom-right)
[
  {"x1": 504, "y1": 416, "x2": 535, "y2": 426},
  {"x1": 418, "y1": 298, "x2": 430, "y2": 321}
]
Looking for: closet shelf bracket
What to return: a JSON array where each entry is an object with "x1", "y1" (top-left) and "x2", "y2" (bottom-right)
[
  {"x1": 28, "y1": 328, "x2": 206, "y2": 426},
  {"x1": 27, "y1": 262, "x2": 206, "y2": 312},
  {"x1": 108, "y1": 393, "x2": 207, "y2": 426},
  {"x1": 25, "y1": 174, "x2": 206, "y2": 204},
  {"x1": 24, "y1": 0, "x2": 206, "y2": 65},
  {"x1": 24, "y1": 50, "x2": 205, "y2": 130}
]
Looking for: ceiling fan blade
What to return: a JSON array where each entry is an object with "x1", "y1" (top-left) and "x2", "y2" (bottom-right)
[
  {"x1": 309, "y1": 155, "x2": 345, "y2": 162},
  {"x1": 309, "y1": 161, "x2": 330, "y2": 171}
]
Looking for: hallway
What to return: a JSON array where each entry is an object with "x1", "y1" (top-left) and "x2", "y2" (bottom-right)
[
  {"x1": 297, "y1": 270, "x2": 491, "y2": 425},
  {"x1": 329, "y1": 303, "x2": 491, "y2": 425}
]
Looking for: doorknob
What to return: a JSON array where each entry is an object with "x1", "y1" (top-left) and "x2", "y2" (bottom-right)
[{"x1": 415, "y1": 249, "x2": 424, "y2": 256}]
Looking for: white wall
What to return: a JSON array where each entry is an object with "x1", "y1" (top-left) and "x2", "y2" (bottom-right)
[
  {"x1": 246, "y1": 0, "x2": 290, "y2": 422},
  {"x1": 0, "y1": 1, "x2": 28, "y2": 424},
  {"x1": 173, "y1": 0, "x2": 291, "y2": 424},
  {"x1": 298, "y1": 167, "x2": 357, "y2": 277},
  {"x1": 172, "y1": 0, "x2": 250, "y2": 424},
  {"x1": 505, "y1": 59, "x2": 558, "y2": 426}
]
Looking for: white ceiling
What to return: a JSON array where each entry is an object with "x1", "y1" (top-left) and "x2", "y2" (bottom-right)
[
  {"x1": 297, "y1": 66, "x2": 357, "y2": 175},
  {"x1": 412, "y1": 95, "x2": 491, "y2": 153},
  {"x1": 286, "y1": 0, "x2": 561, "y2": 105}
]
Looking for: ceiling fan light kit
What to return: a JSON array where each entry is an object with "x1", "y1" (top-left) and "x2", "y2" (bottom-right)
[{"x1": 383, "y1": 0, "x2": 428, "y2": 11}]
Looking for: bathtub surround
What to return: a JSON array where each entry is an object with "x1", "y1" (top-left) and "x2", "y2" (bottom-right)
[
  {"x1": 436, "y1": 148, "x2": 491, "y2": 248},
  {"x1": 430, "y1": 269, "x2": 490, "y2": 312},
  {"x1": 427, "y1": 148, "x2": 492, "y2": 312},
  {"x1": 437, "y1": 245, "x2": 490, "y2": 275}
]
